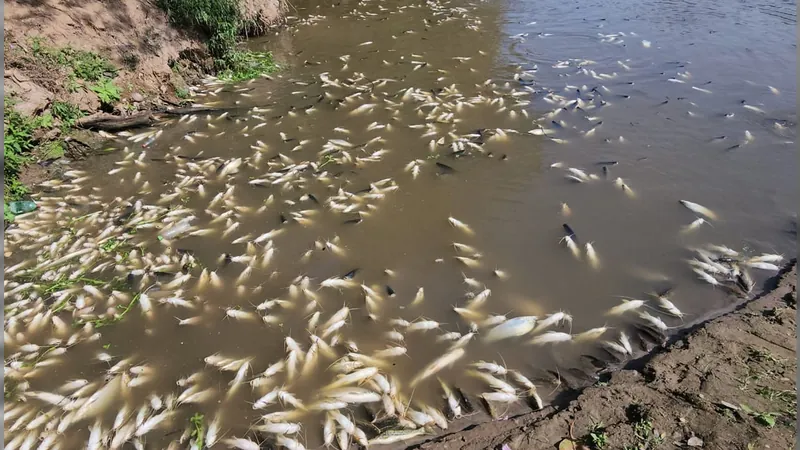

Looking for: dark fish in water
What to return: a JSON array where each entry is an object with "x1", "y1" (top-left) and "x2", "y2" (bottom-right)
[
  {"x1": 736, "y1": 270, "x2": 754, "y2": 293},
  {"x1": 436, "y1": 162, "x2": 455, "y2": 174},
  {"x1": 595, "y1": 161, "x2": 618, "y2": 166},
  {"x1": 602, "y1": 166, "x2": 609, "y2": 178},
  {"x1": 551, "y1": 120, "x2": 563, "y2": 129},
  {"x1": 222, "y1": 253, "x2": 233, "y2": 266},
  {"x1": 342, "y1": 217, "x2": 362, "y2": 225},
  {"x1": 658, "y1": 99, "x2": 669, "y2": 106},
  {"x1": 709, "y1": 135, "x2": 726, "y2": 143},
  {"x1": 455, "y1": 386, "x2": 475, "y2": 413},
  {"x1": 725, "y1": 144, "x2": 740, "y2": 151},
  {"x1": 342, "y1": 269, "x2": 359, "y2": 279},
  {"x1": 355, "y1": 187, "x2": 372, "y2": 195},
  {"x1": 656, "y1": 286, "x2": 674, "y2": 298},
  {"x1": 562, "y1": 223, "x2": 578, "y2": 241},
  {"x1": 114, "y1": 204, "x2": 136, "y2": 225},
  {"x1": 280, "y1": 214, "x2": 288, "y2": 224},
  {"x1": 306, "y1": 194, "x2": 320, "y2": 204},
  {"x1": 386, "y1": 285, "x2": 396, "y2": 297}
]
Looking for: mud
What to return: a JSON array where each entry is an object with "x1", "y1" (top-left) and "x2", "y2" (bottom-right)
[{"x1": 415, "y1": 262, "x2": 797, "y2": 450}]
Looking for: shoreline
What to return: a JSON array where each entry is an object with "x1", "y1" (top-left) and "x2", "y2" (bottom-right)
[{"x1": 412, "y1": 261, "x2": 797, "y2": 449}]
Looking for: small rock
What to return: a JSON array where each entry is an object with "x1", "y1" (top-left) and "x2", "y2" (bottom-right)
[
  {"x1": 67, "y1": 88, "x2": 101, "y2": 113},
  {"x1": 4, "y1": 69, "x2": 53, "y2": 116},
  {"x1": 43, "y1": 128, "x2": 61, "y2": 141},
  {"x1": 687, "y1": 436, "x2": 704, "y2": 447},
  {"x1": 131, "y1": 92, "x2": 145, "y2": 102}
]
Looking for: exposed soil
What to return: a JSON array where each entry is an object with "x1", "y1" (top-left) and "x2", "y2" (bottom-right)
[{"x1": 414, "y1": 262, "x2": 797, "y2": 450}]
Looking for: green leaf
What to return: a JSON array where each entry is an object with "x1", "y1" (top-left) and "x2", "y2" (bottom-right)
[{"x1": 756, "y1": 414, "x2": 777, "y2": 428}]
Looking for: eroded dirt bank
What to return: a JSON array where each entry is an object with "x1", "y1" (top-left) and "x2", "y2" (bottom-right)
[
  {"x1": 415, "y1": 262, "x2": 797, "y2": 450},
  {"x1": 4, "y1": 0, "x2": 285, "y2": 112}
]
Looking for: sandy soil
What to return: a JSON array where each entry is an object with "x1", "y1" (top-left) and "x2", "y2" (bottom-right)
[{"x1": 413, "y1": 262, "x2": 797, "y2": 450}]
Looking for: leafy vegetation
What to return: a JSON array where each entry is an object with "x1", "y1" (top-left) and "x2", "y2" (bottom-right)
[
  {"x1": 218, "y1": 49, "x2": 278, "y2": 81},
  {"x1": 52, "y1": 101, "x2": 84, "y2": 127},
  {"x1": 175, "y1": 87, "x2": 190, "y2": 99},
  {"x1": 157, "y1": 0, "x2": 278, "y2": 80},
  {"x1": 189, "y1": 412, "x2": 205, "y2": 448},
  {"x1": 582, "y1": 422, "x2": 609, "y2": 449},
  {"x1": 4, "y1": 97, "x2": 36, "y2": 220},
  {"x1": 30, "y1": 37, "x2": 118, "y2": 82},
  {"x1": 89, "y1": 78, "x2": 122, "y2": 105},
  {"x1": 3, "y1": 96, "x2": 86, "y2": 223},
  {"x1": 40, "y1": 140, "x2": 66, "y2": 160},
  {"x1": 624, "y1": 419, "x2": 664, "y2": 450},
  {"x1": 740, "y1": 403, "x2": 781, "y2": 428}
]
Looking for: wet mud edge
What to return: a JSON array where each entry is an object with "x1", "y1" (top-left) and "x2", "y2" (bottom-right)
[{"x1": 412, "y1": 260, "x2": 797, "y2": 449}]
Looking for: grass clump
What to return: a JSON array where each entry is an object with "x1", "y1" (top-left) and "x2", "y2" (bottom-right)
[
  {"x1": 30, "y1": 37, "x2": 118, "y2": 83},
  {"x1": 218, "y1": 49, "x2": 278, "y2": 81},
  {"x1": 52, "y1": 101, "x2": 84, "y2": 127},
  {"x1": 157, "y1": 0, "x2": 278, "y2": 80}
]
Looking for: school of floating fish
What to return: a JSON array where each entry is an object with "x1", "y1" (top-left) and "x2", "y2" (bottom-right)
[{"x1": 3, "y1": 0, "x2": 790, "y2": 449}]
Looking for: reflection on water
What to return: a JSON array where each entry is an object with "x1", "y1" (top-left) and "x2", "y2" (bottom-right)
[{"x1": 3, "y1": 0, "x2": 795, "y2": 448}]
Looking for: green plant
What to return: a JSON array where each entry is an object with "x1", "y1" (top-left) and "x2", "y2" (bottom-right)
[
  {"x1": 52, "y1": 101, "x2": 84, "y2": 126},
  {"x1": 30, "y1": 40, "x2": 117, "y2": 82},
  {"x1": 218, "y1": 50, "x2": 278, "y2": 81},
  {"x1": 624, "y1": 420, "x2": 664, "y2": 450},
  {"x1": 89, "y1": 78, "x2": 121, "y2": 104},
  {"x1": 740, "y1": 403, "x2": 781, "y2": 428},
  {"x1": 156, "y1": 0, "x2": 278, "y2": 79},
  {"x1": 4, "y1": 203, "x2": 15, "y2": 223},
  {"x1": 189, "y1": 412, "x2": 205, "y2": 448},
  {"x1": 175, "y1": 87, "x2": 190, "y2": 99},
  {"x1": 157, "y1": 0, "x2": 242, "y2": 59},
  {"x1": 71, "y1": 51, "x2": 118, "y2": 81},
  {"x1": 32, "y1": 112, "x2": 54, "y2": 129},
  {"x1": 40, "y1": 140, "x2": 65, "y2": 160},
  {"x1": 583, "y1": 423, "x2": 609, "y2": 449},
  {"x1": 4, "y1": 97, "x2": 35, "y2": 199}
]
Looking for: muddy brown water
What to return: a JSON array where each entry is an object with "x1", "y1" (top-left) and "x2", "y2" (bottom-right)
[{"x1": 3, "y1": 0, "x2": 796, "y2": 448}]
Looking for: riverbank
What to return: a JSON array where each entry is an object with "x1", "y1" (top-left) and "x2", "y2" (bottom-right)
[
  {"x1": 3, "y1": 0, "x2": 286, "y2": 221},
  {"x1": 415, "y1": 261, "x2": 797, "y2": 450}
]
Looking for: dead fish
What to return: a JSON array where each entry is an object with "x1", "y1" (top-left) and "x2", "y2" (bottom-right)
[
  {"x1": 562, "y1": 223, "x2": 578, "y2": 242},
  {"x1": 679, "y1": 200, "x2": 718, "y2": 220},
  {"x1": 436, "y1": 162, "x2": 455, "y2": 174}
]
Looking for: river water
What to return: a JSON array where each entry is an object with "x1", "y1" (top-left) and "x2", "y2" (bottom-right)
[{"x1": 3, "y1": 0, "x2": 796, "y2": 448}]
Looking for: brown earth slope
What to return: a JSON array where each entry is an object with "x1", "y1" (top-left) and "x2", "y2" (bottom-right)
[
  {"x1": 416, "y1": 262, "x2": 797, "y2": 450},
  {"x1": 3, "y1": 0, "x2": 285, "y2": 113}
]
